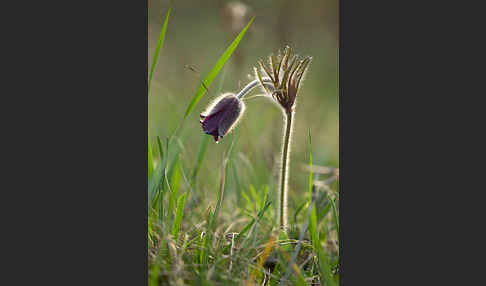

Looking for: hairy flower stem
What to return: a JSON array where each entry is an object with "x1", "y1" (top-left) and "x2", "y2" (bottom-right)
[
  {"x1": 236, "y1": 76, "x2": 297, "y2": 231},
  {"x1": 236, "y1": 78, "x2": 274, "y2": 99},
  {"x1": 280, "y1": 110, "x2": 292, "y2": 231},
  {"x1": 252, "y1": 47, "x2": 311, "y2": 232}
]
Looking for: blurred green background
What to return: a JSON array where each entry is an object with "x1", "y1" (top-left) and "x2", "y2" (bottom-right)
[{"x1": 148, "y1": 0, "x2": 338, "y2": 211}]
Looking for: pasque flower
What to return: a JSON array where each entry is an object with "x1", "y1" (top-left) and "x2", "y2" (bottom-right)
[
  {"x1": 255, "y1": 46, "x2": 312, "y2": 231},
  {"x1": 200, "y1": 93, "x2": 245, "y2": 143},
  {"x1": 198, "y1": 46, "x2": 311, "y2": 232}
]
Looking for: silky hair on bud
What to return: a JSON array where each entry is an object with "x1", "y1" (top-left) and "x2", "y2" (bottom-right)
[
  {"x1": 201, "y1": 92, "x2": 237, "y2": 115},
  {"x1": 200, "y1": 93, "x2": 245, "y2": 142}
]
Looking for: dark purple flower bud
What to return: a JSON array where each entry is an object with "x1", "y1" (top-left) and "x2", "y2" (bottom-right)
[{"x1": 200, "y1": 93, "x2": 245, "y2": 143}]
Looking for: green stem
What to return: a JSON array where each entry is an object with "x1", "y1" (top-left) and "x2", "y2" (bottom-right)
[{"x1": 280, "y1": 111, "x2": 293, "y2": 231}]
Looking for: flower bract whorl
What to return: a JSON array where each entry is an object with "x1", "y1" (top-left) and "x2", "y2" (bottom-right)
[
  {"x1": 255, "y1": 46, "x2": 312, "y2": 114},
  {"x1": 200, "y1": 93, "x2": 245, "y2": 143}
]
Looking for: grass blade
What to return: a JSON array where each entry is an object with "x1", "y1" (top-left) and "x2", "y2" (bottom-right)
[
  {"x1": 183, "y1": 17, "x2": 254, "y2": 118},
  {"x1": 249, "y1": 184, "x2": 261, "y2": 209},
  {"x1": 156, "y1": 136, "x2": 165, "y2": 220},
  {"x1": 329, "y1": 194, "x2": 339, "y2": 242},
  {"x1": 211, "y1": 150, "x2": 228, "y2": 227},
  {"x1": 148, "y1": 159, "x2": 164, "y2": 203},
  {"x1": 211, "y1": 134, "x2": 238, "y2": 229},
  {"x1": 199, "y1": 207, "x2": 213, "y2": 267},
  {"x1": 307, "y1": 130, "x2": 335, "y2": 286},
  {"x1": 293, "y1": 200, "x2": 307, "y2": 224},
  {"x1": 148, "y1": 3, "x2": 172, "y2": 92},
  {"x1": 148, "y1": 135, "x2": 154, "y2": 179},
  {"x1": 317, "y1": 199, "x2": 333, "y2": 222},
  {"x1": 167, "y1": 156, "x2": 181, "y2": 217},
  {"x1": 171, "y1": 192, "x2": 187, "y2": 240},
  {"x1": 308, "y1": 130, "x2": 313, "y2": 200},
  {"x1": 156, "y1": 136, "x2": 164, "y2": 161},
  {"x1": 191, "y1": 135, "x2": 209, "y2": 186}
]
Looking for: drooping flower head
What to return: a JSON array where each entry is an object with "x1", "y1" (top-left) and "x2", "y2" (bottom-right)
[
  {"x1": 199, "y1": 47, "x2": 310, "y2": 144},
  {"x1": 255, "y1": 46, "x2": 312, "y2": 114},
  {"x1": 200, "y1": 93, "x2": 245, "y2": 143}
]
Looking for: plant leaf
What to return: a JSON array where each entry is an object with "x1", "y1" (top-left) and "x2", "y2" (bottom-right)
[
  {"x1": 171, "y1": 192, "x2": 187, "y2": 240},
  {"x1": 148, "y1": 135, "x2": 154, "y2": 179},
  {"x1": 148, "y1": 3, "x2": 172, "y2": 92},
  {"x1": 183, "y1": 17, "x2": 254, "y2": 118}
]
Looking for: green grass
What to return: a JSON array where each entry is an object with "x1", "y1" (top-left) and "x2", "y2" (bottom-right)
[
  {"x1": 183, "y1": 17, "x2": 255, "y2": 119},
  {"x1": 148, "y1": 2, "x2": 172, "y2": 92},
  {"x1": 148, "y1": 3, "x2": 339, "y2": 285},
  {"x1": 148, "y1": 1, "x2": 171, "y2": 185}
]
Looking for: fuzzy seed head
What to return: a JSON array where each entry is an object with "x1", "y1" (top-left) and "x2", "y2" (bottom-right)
[{"x1": 255, "y1": 46, "x2": 312, "y2": 114}]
